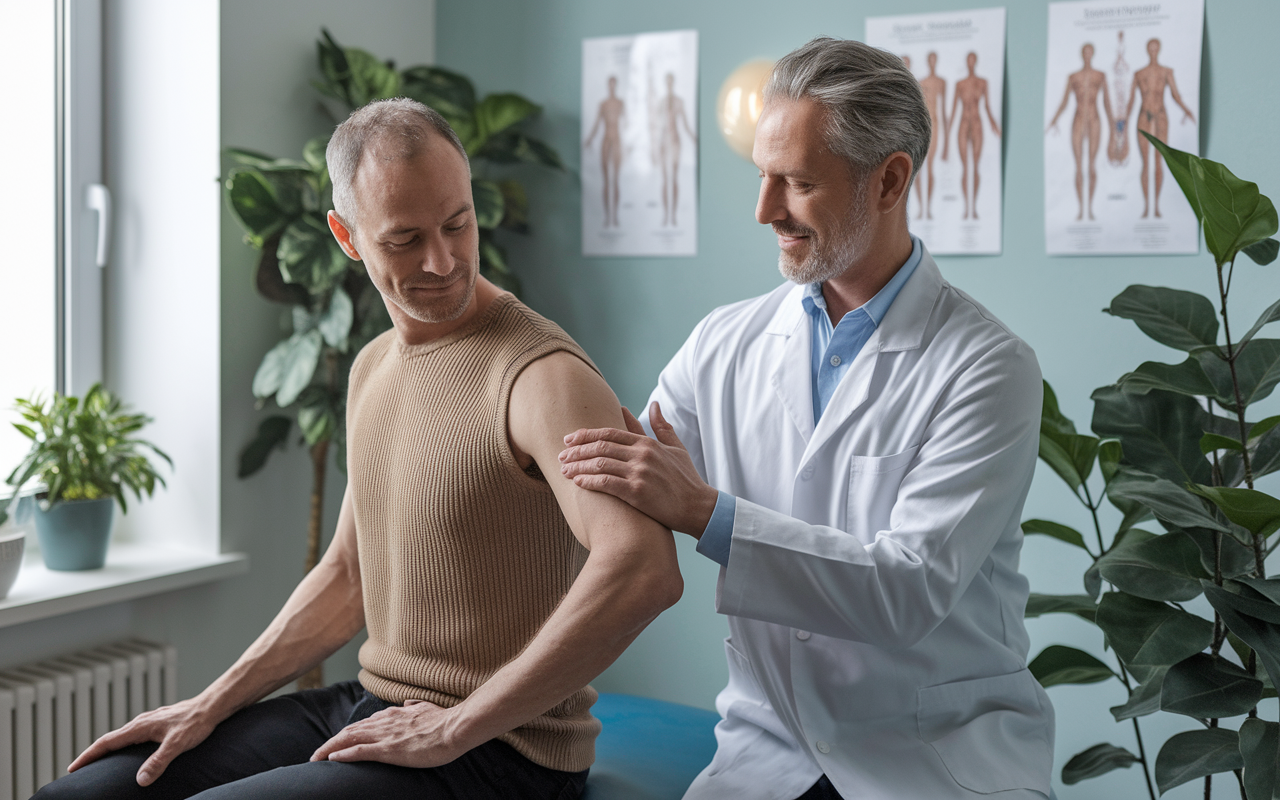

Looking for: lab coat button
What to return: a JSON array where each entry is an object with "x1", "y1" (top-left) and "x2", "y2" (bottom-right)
[
  {"x1": 816, "y1": 740, "x2": 831, "y2": 754},
  {"x1": 829, "y1": 355, "x2": 841, "y2": 367},
  {"x1": 796, "y1": 630, "x2": 811, "y2": 641},
  {"x1": 800, "y1": 466, "x2": 815, "y2": 480}
]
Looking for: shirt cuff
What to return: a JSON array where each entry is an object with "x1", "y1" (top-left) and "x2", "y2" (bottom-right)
[{"x1": 696, "y1": 491, "x2": 735, "y2": 567}]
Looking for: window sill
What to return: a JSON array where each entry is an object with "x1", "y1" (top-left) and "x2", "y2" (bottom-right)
[{"x1": 0, "y1": 543, "x2": 248, "y2": 629}]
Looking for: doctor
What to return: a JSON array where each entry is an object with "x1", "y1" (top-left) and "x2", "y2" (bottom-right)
[{"x1": 560, "y1": 37, "x2": 1054, "y2": 800}]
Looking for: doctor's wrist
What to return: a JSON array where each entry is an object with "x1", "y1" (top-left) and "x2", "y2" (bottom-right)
[{"x1": 682, "y1": 484, "x2": 720, "y2": 540}]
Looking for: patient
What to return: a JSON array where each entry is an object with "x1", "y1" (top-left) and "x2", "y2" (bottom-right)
[{"x1": 36, "y1": 98, "x2": 682, "y2": 800}]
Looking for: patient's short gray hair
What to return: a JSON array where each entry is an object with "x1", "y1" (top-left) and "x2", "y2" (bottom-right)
[
  {"x1": 765, "y1": 37, "x2": 930, "y2": 184},
  {"x1": 326, "y1": 97, "x2": 470, "y2": 230}
]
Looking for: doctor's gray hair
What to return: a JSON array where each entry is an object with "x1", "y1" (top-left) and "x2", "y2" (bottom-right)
[
  {"x1": 326, "y1": 97, "x2": 470, "y2": 231},
  {"x1": 765, "y1": 37, "x2": 931, "y2": 184}
]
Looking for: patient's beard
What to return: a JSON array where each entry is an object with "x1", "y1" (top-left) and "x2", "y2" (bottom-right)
[
  {"x1": 776, "y1": 201, "x2": 870, "y2": 286},
  {"x1": 390, "y1": 262, "x2": 478, "y2": 324}
]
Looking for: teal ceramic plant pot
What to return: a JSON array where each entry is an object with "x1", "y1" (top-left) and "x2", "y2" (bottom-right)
[{"x1": 33, "y1": 496, "x2": 115, "y2": 571}]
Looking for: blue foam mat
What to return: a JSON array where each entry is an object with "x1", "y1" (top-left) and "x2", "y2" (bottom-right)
[{"x1": 583, "y1": 693, "x2": 720, "y2": 800}]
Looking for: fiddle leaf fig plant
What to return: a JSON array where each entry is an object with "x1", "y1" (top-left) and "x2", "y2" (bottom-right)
[
  {"x1": 224, "y1": 29, "x2": 563, "y2": 689},
  {"x1": 1, "y1": 384, "x2": 170, "y2": 527},
  {"x1": 1026, "y1": 135, "x2": 1280, "y2": 799}
]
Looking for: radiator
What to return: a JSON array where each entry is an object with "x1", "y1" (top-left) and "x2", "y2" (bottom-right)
[{"x1": 0, "y1": 639, "x2": 176, "y2": 800}]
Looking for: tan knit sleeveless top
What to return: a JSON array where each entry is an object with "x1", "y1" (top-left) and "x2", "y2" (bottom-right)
[{"x1": 346, "y1": 293, "x2": 600, "y2": 772}]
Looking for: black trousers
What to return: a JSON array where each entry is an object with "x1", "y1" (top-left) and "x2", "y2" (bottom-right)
[
  {"x1": 797, "y1": 774, "x2": 846, "y2": 800},
  {"x1": 33, "y1": 681, "x2": 588, "y2": 800}
]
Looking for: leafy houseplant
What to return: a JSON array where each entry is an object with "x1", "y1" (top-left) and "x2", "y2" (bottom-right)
[
  {"x1": 1024, "y1": 134, "x2": 1280, "y2": 799},
  {"x1": 224, "y1": 30, "x2": 563, "y2": 687},
  {"x1": 2, "y1": 384, "x2": 170, "y2": 570}
]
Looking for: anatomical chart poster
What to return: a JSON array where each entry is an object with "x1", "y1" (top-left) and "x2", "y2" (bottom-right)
[
  {"x1": 1044, "y1": 0, "x2": 1203, "y2": 255},
  {"x1": 866, "y1": 7, "x2": 1006, "y2": 255},
  {"x1": 582, "y1": 29, "x2": 698, "y2": 257}
]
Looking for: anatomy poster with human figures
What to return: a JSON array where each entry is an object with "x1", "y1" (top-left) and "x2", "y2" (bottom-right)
[
  {"x1": 1044, "y1": 0, "x2": 1203, "y2": 255},
  {"x1": 866, "y1": 7, "x2": 1006, "y2": 255},
  {"x1": 581, "y1": 30, "x2": 698, "y2": 257}
]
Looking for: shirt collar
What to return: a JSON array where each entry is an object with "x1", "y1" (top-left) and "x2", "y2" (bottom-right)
[{"x1": 801, "y1": 235, "x2": 923, "y2": 325}]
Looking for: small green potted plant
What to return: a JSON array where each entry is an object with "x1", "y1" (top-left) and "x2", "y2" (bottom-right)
[{"x1": 1, "y1": 384, "x2": 171, "y2": 571}]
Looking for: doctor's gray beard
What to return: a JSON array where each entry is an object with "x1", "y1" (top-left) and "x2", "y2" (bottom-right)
[{"x1": 776, "y1": 201, "x2": 872, "y2": 286}]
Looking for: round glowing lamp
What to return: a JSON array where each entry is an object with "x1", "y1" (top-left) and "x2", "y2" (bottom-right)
[{"x1": 716, "y1": 59, "x2": 774, "y2": 161}]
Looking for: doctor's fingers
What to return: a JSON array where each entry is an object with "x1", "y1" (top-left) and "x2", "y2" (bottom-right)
[
  {"x1": 563, "y1": 425, "x2": 646, "y2": 448},
  {"x1": 560, "y1": 451, "x2": 635, "y2": 480},
  {"x1": 559, "y1": 437, "x2": 640, "y2": 467}
]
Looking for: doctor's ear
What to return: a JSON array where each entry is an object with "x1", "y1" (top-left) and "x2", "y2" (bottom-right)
[{"x1": 874, "y1": 152, "x2": 914, "y2": 214}]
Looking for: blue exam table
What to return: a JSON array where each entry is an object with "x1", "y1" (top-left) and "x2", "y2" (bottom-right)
[{"x1": 583, "y1": 693, "x2": 720, "y2": 800}]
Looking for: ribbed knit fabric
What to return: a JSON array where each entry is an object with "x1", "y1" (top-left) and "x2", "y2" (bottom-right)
[{"x1": 345, "y1": 293, "x2": 601, "y2": 773}]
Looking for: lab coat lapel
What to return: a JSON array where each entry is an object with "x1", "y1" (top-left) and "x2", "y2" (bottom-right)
[
  {"x1": 803, "y1": 249, "x2": 945, "y2": 461},
  {"x1": 766, "y1": 285, "x2": 815, "y2": 443}
]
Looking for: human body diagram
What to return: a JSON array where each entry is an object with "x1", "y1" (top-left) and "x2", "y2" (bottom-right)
[
  {"x1": 914, "y1": 52, "x2": 948, "y2": 220},
  {"x1": 653, "y1": 72, "x2": 697, "y2": 227},
  {"x1": 584, "y1": 75, "x2": 626, "y2": 227},
  {"x1": 945, "y1": 52, "x2": 1000, "y2": 221},
  {"x1": 1048, "y1": 44, "x2": 1112, "y2": 221},
  {"x1": 1125, "y1": 38, "x2": 1195, "y2": 218}
]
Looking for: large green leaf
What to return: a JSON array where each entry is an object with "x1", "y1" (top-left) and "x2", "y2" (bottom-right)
[
  {"x1": 1086, "y1": 529, "x2": 1156, "y2": 598},
  {"x1": 317, "y1": 286, "x2": 354, "y2": 351},
  {"x1": 472, "y1": 179, "x2": 505, "y2": 229},
  {"x1": 1204, "y1": 581, "x2": 1280, "y2": 691},
  {"x1": 1197, "y1": 339, "x2": 1280, "y2": 411},
  {"x1": 1021, "y1": 519, "x2": 1089, "y2": 551},
  {"x1": 1029, "y1": 645, "x2": 1115, "y2": 688},
  {"x1": 472, "y1": 93, "x2": 540, "y2": 148},
  {"x1": 1190, "y1": 485, "x2": 1280, "y2": 538},
  {"x1": 1041, "y1": 381, "x2": 1078, "y2": 435},
  {"x1": 1039, "y1": 431, "x2": 1098, "y2": 492},
  {"x1": 1104, "y1": 285, "x2": 1220, "y2": 352},
  {"x1": 1155, "y1": 728, "x2": 1244, "y2": 795},
  {"x1": 1183, "y1": 526, "x2": 1259, "y2": 580},
  {"x1": 1160, "y1": 652, "x2": 1264, "y2": 719},
  {"x1": 297, "y1": 395, "x2": 338, "y2": 446},
  {"x1": 1025, "y1": 593, "x2": 1098, "y2": 623},
  {"x1": 226, "y1": 168, "x2": 285, "y2": 242},
  {"x1": 237, "y1": 416, "x2": 291, "y2": 478},
  {"x1": 1061, "y1": 743, "x2": 1140, "y2": 785},
  {"x1": 252, "y1": 330, "x2": 323, "y2": 407},
  {"x1": 342, "y1": 47, "x2": 401, "y2": 107},
  {"x1": 1239, "y1": 718, "x2": 1280, "y2": 800},
  {"x1": 1097, "y1": 530, "x2": 1211, "y2": 601},
  {"x1": 1253, "y1": 423, "x2": 1280, "y2": 479},
  {"x1": 1144, "y1": 134, "x2": 1280, "y2": 267},
  {"x1": 1118, "y1": 357, "x2": 1217, "y2": 398},
  {"x1": 253, "y1": 235, "x2": 310, "y2": 306},
  {"x1": 497, "y1": 180, "x2": 530, "y2": 233},
  {"x1": 1111, "y1": 668, "x2": 1167, "y2": 721},
  {"x1": 1106, "y1": 468, "x2": 1233, "y2": 536},
  {"x1": 1240, "y1": 300, "x2": 1280, "y2": 352},
  {"x1": 302, "y1": 136, "x2": 330, "y2": 175},
  {"x1": 399, "y1": 65, "x2": 477, "y2": 122},
  {"x1": 277, "y1": 216, "x2": 351, "y2": 294},
  {"x1": 1091, "y1": 385, "x2": 1213, "y2": 487},
  {"x1": 476, "y1": 129, "x2": 565, "y2": 170},
  {"x1": 1095, "y1": 591, "x2": 1214, "y2": 682},
  {"x1": 1243, "y1": 238, "x2": 1280, "y2": 266}
]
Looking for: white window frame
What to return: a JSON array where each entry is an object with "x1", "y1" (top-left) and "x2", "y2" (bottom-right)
[{"x1": 61, "y1": 0, "x2": 106, "y2": 396}]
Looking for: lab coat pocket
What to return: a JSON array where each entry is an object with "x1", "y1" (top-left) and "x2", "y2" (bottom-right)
[
  {"x1": 916, "y1": 670, "x2": 1053, "y2": 794},
  {"x1": 847, "y1": 446, "x2": 918, "y2": 534}
]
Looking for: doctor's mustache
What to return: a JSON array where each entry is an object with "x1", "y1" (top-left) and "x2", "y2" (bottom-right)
[{"x1": 772, "y1": 221, "x2": 816, "y2": 238}]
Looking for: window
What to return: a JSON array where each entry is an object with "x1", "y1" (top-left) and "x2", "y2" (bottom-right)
[{"x1": 0, "y1": 0, "x2": 104, "y2": 482}]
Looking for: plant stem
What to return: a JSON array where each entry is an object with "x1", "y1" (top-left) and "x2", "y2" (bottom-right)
[
  {"x1": 1081, "y1": 482, "x2": 1107, "y2": 554},
  {"x1": 1116, "y1": 662, "x2": 1158, "y2": 800},
  {"x1": 1216, "y1": 258, "x2": 1264, "y2": 581}
]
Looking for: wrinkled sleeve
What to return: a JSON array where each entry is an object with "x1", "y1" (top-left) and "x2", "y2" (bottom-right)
[{"x1": 718, "y1": 338, "x2": 1042, "y2": 649}]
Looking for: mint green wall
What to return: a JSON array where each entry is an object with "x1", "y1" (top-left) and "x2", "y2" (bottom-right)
[{"x1": 437, "y1": 2, "x2": 1280, "y2": 798}]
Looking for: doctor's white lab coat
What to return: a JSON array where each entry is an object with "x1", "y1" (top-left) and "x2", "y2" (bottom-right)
[{"x1": 646, "y1": 250, "x2": 1055, "y2": 800}]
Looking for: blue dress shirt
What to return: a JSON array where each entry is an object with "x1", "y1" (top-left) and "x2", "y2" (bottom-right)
[{"x1": 695, "y1": 237, "x2": 924, "y2": 567}]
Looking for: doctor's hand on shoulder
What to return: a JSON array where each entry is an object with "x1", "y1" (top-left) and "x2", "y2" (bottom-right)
[{"x1": 560, "y1": 402, "x2": 717, "y2": 538}]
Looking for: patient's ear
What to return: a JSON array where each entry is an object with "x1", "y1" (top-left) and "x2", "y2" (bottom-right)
[{"x1": 327, "y1": 210, "x2": 361, "y2": 261}]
